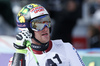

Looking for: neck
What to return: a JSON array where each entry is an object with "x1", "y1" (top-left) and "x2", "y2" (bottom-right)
[
  {"x1": 31, "y1": 38, "x2": 49, "y2": 45},
  {"x1": 31, "y1": 39, "x2": 41, "y2": 45},
  {"x1": 29, "y1": 40, "x2": 52, "y2": 54}
]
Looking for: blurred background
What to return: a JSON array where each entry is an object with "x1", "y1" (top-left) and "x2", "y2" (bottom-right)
[{"x1": 1, "y1": 0, "x2": 100, "y2": 66}]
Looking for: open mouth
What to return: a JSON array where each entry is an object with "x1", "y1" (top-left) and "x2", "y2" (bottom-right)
[{"x1": 42, "y1": 33, "x2": 48, "y2": 36}]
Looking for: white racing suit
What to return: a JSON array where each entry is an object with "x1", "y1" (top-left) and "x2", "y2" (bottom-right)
[{"x1": 8, "y1": 40, "x2": 85, "y2": 66}]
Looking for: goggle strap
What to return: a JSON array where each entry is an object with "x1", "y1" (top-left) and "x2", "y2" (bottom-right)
[{"x1": 30, "y1": 14, "x2": 48, "y2": 22}]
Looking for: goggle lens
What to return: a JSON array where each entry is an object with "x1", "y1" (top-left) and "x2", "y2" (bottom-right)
[{"x1": 30, "y1": 15, "x2": 51, "y2": 31}]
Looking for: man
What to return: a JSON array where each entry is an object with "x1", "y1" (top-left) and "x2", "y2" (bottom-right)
[{"x1": 8, "y1": 3, "x2": 85, "y2": 66}]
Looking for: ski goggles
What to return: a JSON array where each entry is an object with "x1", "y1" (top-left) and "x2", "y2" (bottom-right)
[{"x1": 30, "y1": 15, "x2": 51, "y2": 31}]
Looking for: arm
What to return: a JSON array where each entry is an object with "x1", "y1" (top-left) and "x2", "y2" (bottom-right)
[
  {"x1": 64, "y1": 43, "x2": 85, "y2": 66},
  {"x1": 8, "y1": 31, "x2": 32, "y2": 66}
]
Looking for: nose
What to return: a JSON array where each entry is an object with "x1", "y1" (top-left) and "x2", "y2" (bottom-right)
[{"x1": 42, "y1": 26, "x2": 48, "y2": 31}]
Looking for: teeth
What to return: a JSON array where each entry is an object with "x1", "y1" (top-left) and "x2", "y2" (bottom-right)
[
  {"x1": 42, "y1": 33, "x2": 47, "y2": 35},
  {"x1": 45, "y1": 33, "x2": 47, "y2": 35}
]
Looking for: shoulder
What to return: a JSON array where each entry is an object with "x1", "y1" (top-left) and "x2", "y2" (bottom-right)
[
  {"x1": 51, "y1": 39, "x2": 70, "y2": 44},
  {"x1": 51, "y1": 39, "x2": 73, "y2": 49},
  {"x1": 51, "y1": 39, "x2": 76, "y2": 57},
  {"x1": 51, "y1": 39, "x2": 72, "y2": 46}
]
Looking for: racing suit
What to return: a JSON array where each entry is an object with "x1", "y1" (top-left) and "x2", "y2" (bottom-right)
[{"x1": 8, "y1": 39, "x2": 85, "y2": 66}]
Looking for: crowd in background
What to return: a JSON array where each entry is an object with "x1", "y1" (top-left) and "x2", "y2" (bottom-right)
[{"x1": 0, "y1": 0, "x2": 100, "y2": 49}]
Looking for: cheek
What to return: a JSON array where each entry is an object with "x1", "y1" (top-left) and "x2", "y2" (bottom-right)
[{"x1": 34, "y1": 32, "x2": 41, "y2": 39}]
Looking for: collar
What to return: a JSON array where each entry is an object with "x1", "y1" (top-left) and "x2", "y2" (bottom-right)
[{"x1": 28, "y1": 40, "x2": 52, "y2": 54}]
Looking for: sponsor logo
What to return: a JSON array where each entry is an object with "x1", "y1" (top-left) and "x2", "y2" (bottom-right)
[
  {"x1": 19, "y1": 16, "x2": 25, "y2": 23},
  {"x1": 31, "y1": 4, "x2": 39, "y2": 8},
  {"x1": 17, "y1": 23, "x2": 26, "y2": 28},
  {"x1": 30, "y1": 6, "x2": 45, "y2": 13},
  {"x1": 16, "y1": 34, "x2": 22, "y2": 40},
  {"x1": 31, "y1": 45, "x2": 41, "y2": 48}
]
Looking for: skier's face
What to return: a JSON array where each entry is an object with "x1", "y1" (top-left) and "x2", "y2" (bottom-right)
[{"x1": 34, "y1": 26, "x2": 50, "y2": 43}]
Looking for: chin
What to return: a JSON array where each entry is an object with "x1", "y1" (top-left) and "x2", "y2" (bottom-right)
[{"x1": 42, "y1": 39, "x2": 49, "y2": 43}]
